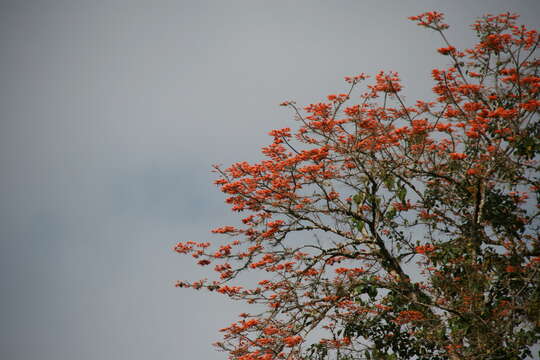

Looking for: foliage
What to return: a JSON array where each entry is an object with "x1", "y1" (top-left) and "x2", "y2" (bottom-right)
[{"x1": 174, "y1": 12, "x2": 540, "y2": 360}]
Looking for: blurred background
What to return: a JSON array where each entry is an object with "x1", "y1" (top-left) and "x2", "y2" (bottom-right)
[{"x1": 1, "y1": 1, "x2": 538, "y2": 359}]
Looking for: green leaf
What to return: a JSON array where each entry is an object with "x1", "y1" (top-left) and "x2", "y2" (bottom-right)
[
  {"x1": 384, "y1": 175, "x2": 395, "y2": 190},
  {"x1": 353, "y1": 193, "x2": 364, "y2": 204},
  {"x1": 398, "y1": 186, "x2": 407, "y2": 203},
  {"x1": 368, "y1": 286, "x2": 378, "y2": 299},
  {"x1": 386, "y1": 207, "x2": 397, "y2": 219}
]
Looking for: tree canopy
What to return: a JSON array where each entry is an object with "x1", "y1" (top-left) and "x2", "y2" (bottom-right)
[{"x1": 174, "y1": 12, "x2": 540, "y2": 360}]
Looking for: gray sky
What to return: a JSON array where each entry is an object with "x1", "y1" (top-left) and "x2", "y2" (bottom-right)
[{"x1": 1, "y1": 1, "x2": 539, "y2": 359}]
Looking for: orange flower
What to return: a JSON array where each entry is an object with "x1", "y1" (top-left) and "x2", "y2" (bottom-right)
[
  {"x1": 437, "y1": 46, "x2": 456, "y2": 55},
  {"x1": 415, "y1": 244, "x2": 436, "y2": 254},
  {"x1": 263, "y1": 326, "x2": 280, "y2": 335},
  {"x1": 449, "y1": 152, "x2": 467, "y2": 160},
  {"x1": 393, "y1": 310, "x2": 425, "y2": 324},
  {"x1": 283, "y1": 335, "x2": 302, "y2": 347}
]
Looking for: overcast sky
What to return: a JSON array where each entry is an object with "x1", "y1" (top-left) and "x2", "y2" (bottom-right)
[{"x1": 1, "y1": 1, "x2": 539, "y2": 359}]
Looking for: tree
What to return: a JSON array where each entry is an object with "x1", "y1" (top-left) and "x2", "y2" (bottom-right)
[{"x1": 174, "y1": 12, "x2": 540, "y2": 360}]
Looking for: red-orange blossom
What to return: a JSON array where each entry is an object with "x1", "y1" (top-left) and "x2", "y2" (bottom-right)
[{"x1": 175, "y1": 12, "x2": 539, "y2": 360}]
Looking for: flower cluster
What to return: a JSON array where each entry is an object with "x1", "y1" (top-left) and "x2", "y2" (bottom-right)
[{"x1": 175, "y1": 12, "x2": 540, "y2": 360}]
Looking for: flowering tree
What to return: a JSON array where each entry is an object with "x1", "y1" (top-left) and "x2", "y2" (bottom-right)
[{"x1": 174, "y1": 12, "x2": 540, "y2": 360}]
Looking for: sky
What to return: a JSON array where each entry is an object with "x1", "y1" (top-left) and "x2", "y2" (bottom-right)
[{"x1": 1, "y1": 1, "x2": 539, "y2": 359}]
